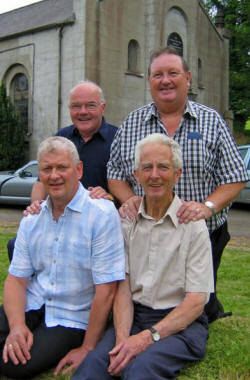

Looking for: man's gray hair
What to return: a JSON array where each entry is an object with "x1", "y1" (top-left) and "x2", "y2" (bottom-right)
[
  {"x1": 134, "y1": 133, "x2": 183, "y2": 172},
  {"x1": 69, "y1": 80, "x2": 105, "y2": 104},
  {"x1": 38, "y1": 136, "x2": 80, "y2": 165}
]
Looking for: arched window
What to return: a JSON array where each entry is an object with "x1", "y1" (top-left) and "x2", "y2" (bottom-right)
[
  {"x1": 167, "y1": 33, "x2": 183, "y2": 56},
  {"x1": 11, "y1": 73, "x2": 29, "y2": 133},
  {"x1": 128, "y1": 39, "x2": 140, "y2": 72}
]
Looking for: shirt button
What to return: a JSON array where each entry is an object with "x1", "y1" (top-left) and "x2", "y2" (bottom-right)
[
  {"x1": 53, "y1": 260, "x2": 56, "y2": 264},
  {"x1": 48, "y1": 298, "x2": 52, "y2": 301},
  {"x1": 51, "y1": 282, "x2": 54, "y2": 286},
  {"x1": 55, "y1": 237, "x2": 58, "y2": 241}
]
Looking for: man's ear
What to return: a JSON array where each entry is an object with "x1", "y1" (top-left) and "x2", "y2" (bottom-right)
[
  {"x1": 101, "y1": 103, "x2": 106, "y2": 115},
  {"x1": 186, "y1": 71, "x2": 191, "y2": 89},
  {"x1": 77, "y1": 161, "x2": 83, "y2": 180},
  {"x1": 133, "y1": 168, "x2": 139, "y2": 183},
  {"x1": 174, "y1": 168, "x2": 182, "y2": 184}
]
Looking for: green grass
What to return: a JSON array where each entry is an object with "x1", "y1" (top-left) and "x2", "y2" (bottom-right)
[{"x1": 0, "y1": 225, "x2": 249, "y2": 380}]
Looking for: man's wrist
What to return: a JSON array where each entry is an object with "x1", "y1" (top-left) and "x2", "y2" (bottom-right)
[{"x1": 203, "y1": 200, "x2": 216, "y2": 217}]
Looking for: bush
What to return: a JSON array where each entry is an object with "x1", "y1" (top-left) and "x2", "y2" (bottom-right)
[{"x1": 0, "y1": 83, "x2": 26, "y2": 170}]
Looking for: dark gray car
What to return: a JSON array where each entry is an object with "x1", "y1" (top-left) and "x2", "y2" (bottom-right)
[{"x1": 0, "y1": 161, "x2": 38, "y2": 205}]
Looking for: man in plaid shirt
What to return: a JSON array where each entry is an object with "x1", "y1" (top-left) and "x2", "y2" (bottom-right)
[{"x1": 107, "y1": 46, "x2": 249, "y2": 323}]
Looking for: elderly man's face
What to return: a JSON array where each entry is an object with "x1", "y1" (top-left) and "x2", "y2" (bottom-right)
[
  {"x1": 148, "y1": 54, "x2": 190, "y2": 110},
  {"x1": 39, "y1": 149, "x2": 83, "y2": 205},
  {"x1": 69, "y1": 84, "x2": 106, "y2": 141},
  {"x1": 134, "y1": 143, "x2": 181, "y2": 202}
]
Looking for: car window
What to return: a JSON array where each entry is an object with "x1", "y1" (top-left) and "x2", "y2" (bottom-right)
[
  {"x1": 26, "y1": 164, "x2": 38, "y2": 177},
  {"x1": 238, "y1": 148, "x2": 248, "y2": 160}
]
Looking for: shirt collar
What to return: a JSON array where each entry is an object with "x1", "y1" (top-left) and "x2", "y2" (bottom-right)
[
  {"x1": 72, "y1": 117, "x2": 108, "y2": 141},
  {"x1": 138, "y1": 194, "x2": 181, "y2": 228},
  {"x1": 145, "y1": 100, "x2": 197, "y2": 122},
  {"x1": 43, "y1": 183, "x2": 88, "y2": 214},
  {"x1": 184, "y1": 100, "x2": 198, "y2": 119}
]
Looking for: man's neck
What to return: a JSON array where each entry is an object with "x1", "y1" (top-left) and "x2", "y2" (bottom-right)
[
  {"x1": 145, "y1": 194, "x2": 174, "y2": 221},
  {"x1": 156, "y1": 101, "x2": 186, "y2": 137}
]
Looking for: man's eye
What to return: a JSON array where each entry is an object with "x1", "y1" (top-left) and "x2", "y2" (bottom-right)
[{"x1": 169, "y1": 72, "x2": 178, "y2": 77}]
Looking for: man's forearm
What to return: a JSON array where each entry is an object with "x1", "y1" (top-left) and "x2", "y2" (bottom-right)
[
  {"x1": 113, "y1": 276, "x2": 134, "y2": 343},
  {"x1": 108, "y1": 179, "x2": 135, "y2": 204},
  {"x1": 206, "y1": 182, "x2": 246, "y2": 214},
  {"x1": 82, "y1": 283, "x2": 117, "y2": 351},
  {"x1": 3, "y1": 275, "x2": 28, "y2": 328},
  {"x1": 153, "y1": 292, "x2": 206, "y2": 339}
]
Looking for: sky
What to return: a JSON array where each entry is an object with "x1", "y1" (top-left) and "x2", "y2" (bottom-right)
[{"x1": 0, "y1": 0, "x2": 41, "y2": 15}]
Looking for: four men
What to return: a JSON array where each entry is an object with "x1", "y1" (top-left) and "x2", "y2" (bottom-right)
[
  {"x1": 71, "y1": 134, "x2": 214, "y2": 380},
  {"x1": 2, "y1": 46, "x2": 248, "y2": 378},
  {"x1": 107, "y1": 46, "x2": 248, "y2": 323},
  {"x1": 0, "y1": 137, "x2": 125, "y2": 378}
]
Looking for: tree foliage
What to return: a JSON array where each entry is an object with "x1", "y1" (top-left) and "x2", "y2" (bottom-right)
[
  {"x1": 0, "y1": 83, "x2": 26, "y2": 170},
  {"x1": 203, "y1": 0, "x2": 250, "y2": 131}
]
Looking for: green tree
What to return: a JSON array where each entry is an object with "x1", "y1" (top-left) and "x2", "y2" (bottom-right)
[
  {"x1": 203, "y1": 0, "x2": 250, "y2": 132},
  {"x1": 0, "y1": 83, "x2": 26, "y2": 170}
]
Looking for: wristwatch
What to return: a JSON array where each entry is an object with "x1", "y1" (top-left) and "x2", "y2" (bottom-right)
[
  {"x1": 148, "y1": 327, "x2": 160, "y2": 342},
  {"x1": 204, "y1": 200, "x2": 216, "y2": 217}
]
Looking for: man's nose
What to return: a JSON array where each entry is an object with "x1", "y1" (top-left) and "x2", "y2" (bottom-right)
[
  {"x1": 161, "y1": 73, "x2": 171, "y2": 83},
  {"x1": 78, "y1": 104, "x2": 89, "y2": 113},
  {"x1": 150, "y1": 167, "x2": 160, "y2": 178},
  {"x1": 50, "y1": 168, "x2": 60, "y2": 178}
]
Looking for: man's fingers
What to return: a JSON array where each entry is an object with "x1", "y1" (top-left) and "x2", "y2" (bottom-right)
[
  {"x1": 26, "y1": 332, "x2": 33, "y2": 351},
  {"x1": 54, "y1": 357, "x2": 68, "y2": 376}
]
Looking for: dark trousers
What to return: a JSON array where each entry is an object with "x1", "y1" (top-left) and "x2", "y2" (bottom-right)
[
  {"x1": 7, "y1": 237, "x2": 15, "y2": 262},
  {"x1": 205, "y1": 222, "x2": 230, "y2": 321},
  {"x1": 71, "y1": 304, "x2": 209, "y2": 380},
  {"x1": 0, "y1": 305, "x2": 85, "y2": 379}
]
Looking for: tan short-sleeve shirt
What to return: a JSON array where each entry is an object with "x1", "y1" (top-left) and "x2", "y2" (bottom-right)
[{"x1": 122, "y1": 195, "x2": 214, "y2": 309}]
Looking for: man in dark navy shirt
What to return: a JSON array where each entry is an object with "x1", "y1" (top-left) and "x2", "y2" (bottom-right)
[
  {"x1": 7, "y1": 81, "x2": 117, "y2": 261},
  {"x1": 30, "y1": 80, "x2": 117, "y2": 202}
]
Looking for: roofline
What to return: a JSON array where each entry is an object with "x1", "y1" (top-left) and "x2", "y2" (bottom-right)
[{"x1": 0, "y1": 13, "x2": 75, "y2": 42}]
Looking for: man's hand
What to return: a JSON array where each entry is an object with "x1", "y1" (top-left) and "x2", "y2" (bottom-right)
[
  {"x1": 119, "y1": 196, "x2": 142, "y2": 220},
  {"x1": 54, "y1": 346, "x2": 89, "y2": 376},
  {"x1": 108, "y1": 331, "x2": 152, "y2": 376},
  {"x1": 23, "y1": 200, "x2": 43, "y2": 216},
  {"x1": 88, "y1": 186, "x2": 114, "y2": 201},
  {"x1": 177, "y1": 200, "x2": 212, "y2": 223},
  {"x1": 3, "y1": 324, "x2": 33, "y2": 365}
]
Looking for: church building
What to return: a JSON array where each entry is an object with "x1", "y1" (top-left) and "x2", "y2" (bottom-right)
[{"x1": 0, "y1": 0, "x2": 231, "y2": 159}]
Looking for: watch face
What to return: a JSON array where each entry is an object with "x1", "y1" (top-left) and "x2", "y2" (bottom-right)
[{"x1": 152, "y1": 332, "x2": 160, "y2": 342}]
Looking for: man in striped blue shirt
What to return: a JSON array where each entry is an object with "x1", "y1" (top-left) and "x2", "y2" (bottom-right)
[
  {"x1": 107, "y1": 46, "x2": 249, "y2": 324},
  {"x1": 0, "y1": 136, "x2": 125, "y2": 379}
]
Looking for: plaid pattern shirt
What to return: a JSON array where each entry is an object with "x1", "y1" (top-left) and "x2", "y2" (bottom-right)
[{"x1": 107, "y1": 101, "x2": 249, "y2": 232}]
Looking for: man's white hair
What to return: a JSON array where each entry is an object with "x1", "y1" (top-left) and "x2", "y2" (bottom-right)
[
  {"x1": 134, "y1": 133, "x2": 183, "y2": 172},
  {"x1": 69, "y1": 80, "x2": 105, "y2": 104},
  {"x1": 38, "y1": 136, "x2": 80, "y2": 165}
]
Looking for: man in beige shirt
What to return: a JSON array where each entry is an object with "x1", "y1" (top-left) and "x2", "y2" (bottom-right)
[{"x1": 71, "y1": 134, "x2": 214, "y2": 380}]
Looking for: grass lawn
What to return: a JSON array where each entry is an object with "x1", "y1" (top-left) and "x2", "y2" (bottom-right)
[{"x1": 0, "y1": 223, "x2": 249, "y2": 380}]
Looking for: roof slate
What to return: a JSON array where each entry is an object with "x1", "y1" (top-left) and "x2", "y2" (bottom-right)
[{"x1": 0, "y1": 0, "x2": 74, "y2": 40}]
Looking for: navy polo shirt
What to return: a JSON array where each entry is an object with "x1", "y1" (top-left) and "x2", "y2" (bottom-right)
[{"x1": 56, "y1": 118, "x2": 117, "y2": 192}]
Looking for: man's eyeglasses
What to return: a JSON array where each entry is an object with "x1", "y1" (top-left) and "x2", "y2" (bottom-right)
[{"x1": 70, "y1": 102, "x2": 102, "y2": 111}]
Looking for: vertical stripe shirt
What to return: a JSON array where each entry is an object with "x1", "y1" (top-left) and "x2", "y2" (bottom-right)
[
  {"x1": 9, "y1": 183, "x2": 125, "y2": 330},
  {"x1": 107, "y1": 101, "x2": 249, "y2": 232}
]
